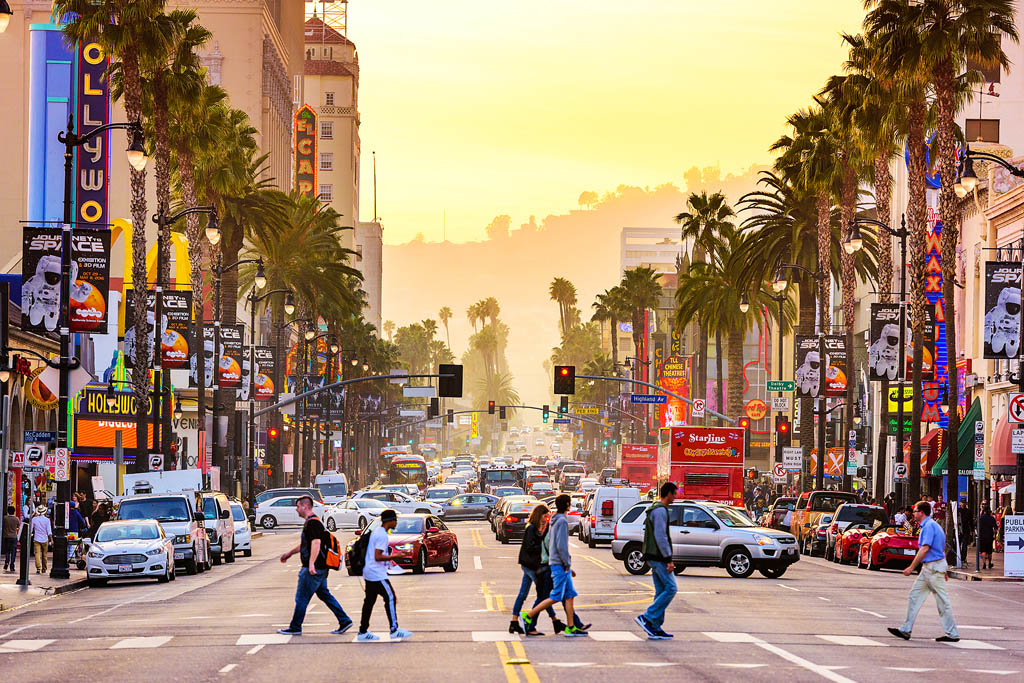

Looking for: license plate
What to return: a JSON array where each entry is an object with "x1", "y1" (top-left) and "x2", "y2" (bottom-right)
[
  {"x1": 903, "y1": 548, "x2": 916, "y2": 555},
  {"x1": 787, "y1": 548, "x2": 796, "y2": 555},
  {"x1": 118, "y1": 564, "x2": 132, "y2": 573},
  {"x1": 173, "y1": 552, "x2": 184, "y2": 560}
]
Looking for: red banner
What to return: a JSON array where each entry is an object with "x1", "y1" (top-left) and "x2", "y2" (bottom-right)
[{"x1": 670, "y1": 427, "x2": 744, "y2": 466}]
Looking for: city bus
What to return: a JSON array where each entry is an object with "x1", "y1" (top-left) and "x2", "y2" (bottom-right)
[{"x1": 388, "y1": 453, "x2": 428, "y2": 491}]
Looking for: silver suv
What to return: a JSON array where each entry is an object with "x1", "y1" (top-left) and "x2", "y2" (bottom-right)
[{"x1": 610, "y1": 500, "x2": 799, "y2": 578}]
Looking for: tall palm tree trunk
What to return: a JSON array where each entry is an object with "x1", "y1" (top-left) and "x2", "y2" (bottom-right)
[
  {"x1": 874, "y1": 154, "x2": 894, "y2": 502},
  {"x1": 179, "y1": 143, "x2": 208, "y2": 473},
  {"x1": 154, "y1": 77, "x2": 174, "y2": 464},
  {"x1": 699, "y1": 324, "x2": 709, "y2": 426},
  {"x1": 726, "y1": 326, "x2": 744, "y2": 420},
  {"x1": 715, "y1": 330, "x2": 724, "y2": 425},
  {"x1": 797, "y1": 280, "x2": 815, "y2": 491},
  {"x1": 840, "y1": 160, "x2": 856, "y2": 492},
  {"x1": 609, "y1": 317, "x2": 619, "y2": 367},
  {"x1": 907, "y1": 96, "x2": 928, "y2": 504}
]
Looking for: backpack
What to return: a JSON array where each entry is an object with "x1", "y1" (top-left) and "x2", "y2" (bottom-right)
[
  {"x1": 346, "y1": 527, "x2": 371, "y2": 576},
  {"x1": 308, "y1": 516, "x2": 342, "y2": 570}
]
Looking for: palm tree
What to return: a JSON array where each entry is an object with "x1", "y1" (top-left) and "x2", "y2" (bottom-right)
[
  {"x1": 482, "y1": 297, "x2": 501, "y2": 327},
  {"x1": 438, "y1": 306, "x2": 453, "y2": 348},
  {"x1": 383, "y1": 320, "x2": 396, "y2": 341},
  {"x1": 549, "y1": 277, "x2": 577, "y2": 338},
  {"x1": 619, "y1": 267, "x2": 662, "y2": 367}
]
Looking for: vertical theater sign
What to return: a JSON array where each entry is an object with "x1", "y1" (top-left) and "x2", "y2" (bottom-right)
[{"x1": 294, "y1": 105, "x2": 318, "y2": 197}]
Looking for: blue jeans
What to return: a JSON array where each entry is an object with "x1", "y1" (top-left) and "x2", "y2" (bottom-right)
[
  {"x1": 642, "y1": 561, "x2": 677, "y2": 629},
  {"x1": 513, "y1": 567, "x2": 556, "y2": 618},
  {"x1": 289, "y1": 567, "x2": 351, "y2": 632}
]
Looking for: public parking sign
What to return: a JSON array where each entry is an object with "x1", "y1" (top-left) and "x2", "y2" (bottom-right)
[{"x1": 1004, "y1": 516, "x2": 1024, "y2": 577}]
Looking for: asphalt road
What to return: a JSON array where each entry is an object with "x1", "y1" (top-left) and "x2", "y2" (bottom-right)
[{"x1": 1, "y1": 519, "x2": 1022, "y2": 682}]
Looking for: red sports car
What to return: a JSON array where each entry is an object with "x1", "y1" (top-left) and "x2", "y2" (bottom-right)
[
  {"x1": 345, "y1": 513, "x2": 459, "y2": 575},
  {"x1": 833, "y1": 524, "x2": 873, "y2": 565},
  {"x1": 857, "y1": 525, "x2": 918, "y2": 571}
]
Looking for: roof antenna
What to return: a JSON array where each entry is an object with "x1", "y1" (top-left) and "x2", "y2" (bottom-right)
[{"x1": 373, "y1": 151, "x2": 379, "y2": 222}]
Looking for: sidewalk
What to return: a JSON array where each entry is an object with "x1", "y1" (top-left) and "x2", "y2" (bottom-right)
[
  {"x1": 948, "y1": 544, "x2": 1022, "y2": 582},
  {"x1": 0, "y1": 558, "x2": 89, "y2": 612}
]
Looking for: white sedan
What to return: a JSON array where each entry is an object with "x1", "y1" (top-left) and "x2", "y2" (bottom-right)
[
  {"x1": 85, "y1": 520, "x2": 176, "y2": 586},
  {"x1": 324, "y1": 498, "x2": 387, "y2": 531},
  {"x1": 255, "y1": 495, "x2": 327, "y2": 529},
  {"x1": 349, "y1": 489, "x2": 444, "y2": 516},
  {"x1": 229, "y1": 502, "x2": 252, "y2": 557}
]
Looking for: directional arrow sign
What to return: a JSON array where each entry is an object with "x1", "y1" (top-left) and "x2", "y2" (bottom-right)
[
  {"x1": 631, "y1": 394, "x2": 667, "y2": 404},
  {"x1": 767, "y1": 380, "x2": 795, "y2": 392},
  {"x1": 1008, "y1": 537, "x2": 1024, "y2": 551}
]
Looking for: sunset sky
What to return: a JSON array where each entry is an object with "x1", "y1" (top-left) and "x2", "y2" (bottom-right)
[{"x1": 348, "y1": 0, "x2": 866, "y2": 244}]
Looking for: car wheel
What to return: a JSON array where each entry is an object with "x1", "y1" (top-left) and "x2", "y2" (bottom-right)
[
  {"x1": 158, "y1": 565, "x2": 170, "y2": 583},
  {"x1": 673, "y1": 565, "x2": 686, "y2": 575},
  {"x1": 587, "y1": 533, "x2": 596, "y2": 548},
  {"x1": 261, "y1": 515, "x2": 277, "y2": 529},
  {"x1": 500, "y1": 529, "x2": 509, "y2": 544},
  {"x1": 185, "y1": 556, "x2": 198, "y2": 575},
  {"x1": 212, "y1": 551, "x2": 222, "y2": 566},
  {"x1": 169, "y1": 564, "x2": 177, "y2": 581},
  {"x1": 758, "y1": 566, "x2": 787, "y2": 579},
  {"x1": 867, "y1": 551, "x2": 880, "y2": 571},
  {"x1": 725, "y1": 548, "x2": 755, "y2": 578},
  {"x1": 623, "y1": 544, "x2": 649, "y2": 575},
  {"x1": 358, "y1": 516, "x2": 368, "y2": 531},
  {"x1": 413, "y1": 548, "x2": 427, "y2": 574},
  {"x1": 326, "y1": 517, "x2": 337, "y2": 532},
  {"x1": 225, "y1": 545, "x2": 235, "y2": 563},
  {"x1": 444, "y1": 546, "x2": 459, "y2": 572},
  {"x1": 243, "y1": 549, "x2": 252, "y2": 557},
  {"x1": 87, "y1": 578, "x2": 108, "y2": 587},
  {"x1": 857, "y1": 549, "x2": 865, "y2": 569},
  {"x1": 824, "y1": 544, "x2": 833, "y2": 561}
]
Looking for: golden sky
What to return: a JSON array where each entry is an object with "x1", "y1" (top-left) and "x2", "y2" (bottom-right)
[{"x1": 350, "y1": 1, "x2": 866, "y2": 244}]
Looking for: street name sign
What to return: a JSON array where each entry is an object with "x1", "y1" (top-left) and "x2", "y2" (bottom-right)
[
  {"x1": 767, "y1": 380, "x2": 795, "y2": 392},
  {"x1": 553, "y1": 418, "x2": 571, "y2": 424},
  {"x1": 630, "y1": 394, "x2": 667, "y2": 404}
]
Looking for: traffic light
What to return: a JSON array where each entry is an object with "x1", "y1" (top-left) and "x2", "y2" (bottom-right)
[
  {"x1": 559, "y1": 395, "x2": 568, "y2": 414},
  {"x1": 499, "y1": 405, "x2": 506, "y2": 420},
  {"x1": 429, "y1": 397, "x2": 439, "y2": 419},
  {"x1": 602, "y1": 438, "x2": 609, "y2": 447},
  {"x1": 267, "y1": 426, "x2": 280, "y2": 460},
  {"x1": 738, "y1": 417, "x2": 750, "y2": 430},
  {"x1": 775, "y1": 415, "x2": 791, "y2": 447},
  {"x1": 488, "y1": 400, "x2": 495, "y2": 415},
  {"x1": 447, "y1": 409, "x2": 454, "y2": 424},
  {"x1": 554, "y1": 365, "x2": 576, "y2": 394},
  {"x1": 438, "y1": 363, "x2": 463, "y2": 397},
  {"x1": 542, "y1": 405, "x2": 549, "y2": 423}
]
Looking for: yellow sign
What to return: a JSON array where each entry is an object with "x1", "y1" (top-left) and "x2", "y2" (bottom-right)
[
  {"x1": 744, "y1": 399, "x2": 768, "y2": 421},
  {"x1": 887, "y1": 386, "x2": 914, "y2": 412},
  {"x1": 471, "y1": 412, "x2": 479, "y2": 438},
  {"x1": 574, "y1": 407, "x2": 599, "y2": 415}
]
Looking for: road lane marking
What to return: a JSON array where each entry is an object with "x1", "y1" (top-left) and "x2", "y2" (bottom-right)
[
  {"x1": 110, "y1": 636, "x2": 173, "y2": 649},
  {"x1": 575, "y1": 598, "x2": 650, "y2": 608},
  {"x1": 580, "y1": 555, "x2": 614, "y2": 571},
  {"x1": 777, "y1": 583, "x2": 800, "y2": 591},
  {"x1": 704, "y1": 632, "x2": 856, "y2": 683},
  {"x1": 536, "y1": 662, "x2": 593, "y2": 667},
  {"x1": 495, "y1": 594, "x2": 507, "y2": 612},
  {"x1": 627, "y1": 663, "x2": 674, "y2": 667},
  {"x1": 246, "y1": 644, "x2": 265, "y2": 655},
  {"x1": 481, "y1": 582, "x2": 495, "y2": 611},
  {"x1": 239, "y1": 614, "x2": 272, "y2": 617},
  {"x1": 495, "y1": 641, "x2": 520, "y2": 683},
  {"x1": 219, "y1": 664, "x2": 236, "y2": 674},
  {"x1": 68, "y1": 596, "x2": 142, "y2": 624},
  {"x1": 236, "y1": 634, "x2": 292, "y2": 645},
  {"x1": 412, "y1": 609, "x2": 443, "y2": 613},
  {"x1": 474, "y1": 556, "x2": 483, "y2": 570},
  {"x1": 510, "y1": 641, "x2": 540, "y2": 683},
  {"x1": 946, "y1": 639, "x2": 1003, "y2": 650},
  {"x1": 816, "y1": 635, "x2": 888, "y2": 647},
  {"x1": 586, "y1": 631, "x2": 641, "y2": 641},
  {"x1": 474, "y1": 631, "x2": 521, "y2": 642},
  {"x1": 0, "y1": 625, "x2": 34, "y2": 639},
  {"x1": 718, "y1": 664, "x2": 768, "y2": 668},
  {"x1": 967, "y1": 670, "x2": 1018, "y2": 675},
  {"x1": 850, "y1": 608, "x2": 886, "y2": 618},
  {"x1": 569, "y1": 542, "x2": 580, "y2": 549},
  {"x1": 887, "y1": 668, "x2": 934, "y2": 672},
  {"x1": 817, "y1": 597, "x2": 831, "y2": 602},
  {"x1": 960, "y1": 625, "x2": 1004, "y2": 630},
  {"x1": 0, "y1": 639, "x2": 54, "y2": 653},
  {"x1": 184, "y1": 616, "x2": 213, "y2": 619}
]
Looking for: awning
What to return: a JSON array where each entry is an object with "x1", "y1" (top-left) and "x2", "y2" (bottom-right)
[
  {"x1": 990, "y1": 416, "x2": 1017, "y2": 475},
  {"x1": 920, "y1": 429, "x2": 943, "y2": 476},
  {"x1": 932, "y1": 397, "x2": 982, "y2": 476}
]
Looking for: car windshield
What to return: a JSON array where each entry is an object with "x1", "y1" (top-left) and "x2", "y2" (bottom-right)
[
  {"x1": 425, "y1": 489, "x2": 457, "y2": 500},
  {"x1": 837, "y1": 506, "x2": 888, "y2": 525},
  {"x1": 95, "y1": 523, "x2": 160, "y2": 542},
  {"x1": 712, "y1": 506, "x2": 757, "y2": 528},
  {"x1": 496, "y1": 487, "x2": 524, "y2": 496},
  {"x1": 118, "y1": 498, "x2": 191, "y2": 522},
  {"x1": 230, "y1": 505, "x2": 246, "y2": 522},
  {"x1": 393, "y1": 518, "x2": 424, "y2": 534},
  {"x1": 509, "y1": 504, "x2": 534, "y2": 514},
  {"x1": 318, "y1": 482, "x2": 348, "y2": 496},
  {"x1": 447, "y1": 477, "x2": 466, "y2": 484},
  {"x1": 810, "y1": 494, "x2": 857, "y2": 512},
  {"x1": 355, "y1": 499, "x2": 388, "y2": 509}
]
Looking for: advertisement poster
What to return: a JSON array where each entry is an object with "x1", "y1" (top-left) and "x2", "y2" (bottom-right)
[
  {"x1": 190, "y1": 326, "x2": 215, "y2": 388},
  {"x1": 823, "y1": 335, "x2": 847, "y2": 397},
  {"x1": 868, "y1": 303, "x2": 902, "y2": 381},
  {"x1": 253, "y1": 346, "x2": 276, "y2": 401},
  {"x1": 123, "y1": 290, "x2": 192, "y2": 368},
  {"x1": 984, "y1": 261, "x2": 1022, "y2": 359},
  {"x1": 794, "y1": 335, "x2": 821, "y2": 398},
  {"x1": 658, "y1": 354, "x2": 691, "y2": 428},
  {"x1": 669, "y1": 427, "x2": 744, "y2": 466},
  {"x1": 22, "y1": 227, "x2": 111, "y2": 334},
  {"x1": 907, "y1": 305, "x2": 936, "y2": 382},
  {"x1": 219, "y1": 325, "x2": 243, "y2": 389}
]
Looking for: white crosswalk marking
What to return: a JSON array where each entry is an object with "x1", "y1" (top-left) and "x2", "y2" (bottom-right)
[
  {"x1": 0, "y1": 639, "x2": 54, "y2": 654},
  {"x1": 472, "y1": 631, "x2": 520, "y2": 642},
  {"x1": 350, "y1": 633, "x2": 401, "y2": 643},
  {"x1": 110, "y1": 636, "x2": 173, "y2": 649},
  {"x1": 626, "y1": 663, "x2": 674, "y2": 667},
  {"x1": 703, "y1": 631, "x2": 762, "y2": 643},
  {"x1": 473, "y1": 556, "x2": 482, "y2": 570},
  {"x1": 816, "y1": 635, "x2": 889, "y2": 647},
  {"x1": 967, "y1": 670, "x2": 1019, "y2": 676},
  {"x1": 236, "y1": 634, "x2": 292, "y2": 645},
  {"x1": 947, "y1": 639, "x2": 1003, "y2": 650},
  {"x1": 718, "y1": 664, "x2": 768, "y2": 669},
  {"x1": 887, "y1": 667, "x2": 935, "y2": 673},
  {"x1": 585, "y1": 631, "x2": 642, "y2": 642}
]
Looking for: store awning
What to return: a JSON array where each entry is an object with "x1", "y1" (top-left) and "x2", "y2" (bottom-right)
[
  {"x1": 920, "y1": 429, "x2": 943, "y2": 476},
  {"x1": 990, "y1": 416, "x2": 1017, "y2": 475},
  {"x1": 932, "y1": 397, "x2": 982, "y2": 476}
]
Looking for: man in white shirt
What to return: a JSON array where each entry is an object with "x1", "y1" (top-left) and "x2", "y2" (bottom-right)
[
  {"x1": 30, "y1": 506, "x2": 52, "y2": 574},
  {"x1": 357, "y1": 509, "x2": 412, "y2": 641}
]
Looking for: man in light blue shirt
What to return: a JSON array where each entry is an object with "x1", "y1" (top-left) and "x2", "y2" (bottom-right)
[{"x1": 888, "y1": 500, "x2": 959, "y2": 642}]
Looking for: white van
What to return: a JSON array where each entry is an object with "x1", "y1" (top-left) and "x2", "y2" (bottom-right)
[
  {"x1": 314, "y1": 471, "x2": 349, "y2": 503},
  {"x1": 580, "y1": 486, "x2": 642, "y2": 547}
]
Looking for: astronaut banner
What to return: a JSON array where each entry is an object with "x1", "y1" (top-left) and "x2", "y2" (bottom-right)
[
  {"x1": 219, "y1": 325, "x2": 244, "y2": 390},
  {"x1": 984, "y1": 261, "x2": 1022, "y2": 359},
  {"x1": 123, "y1": 290, "x2": 192, "y2": 369},
  {"x1": 822, "y1": 335, "x2": 847, "y2": 397},
  {"x1": 253, "y1": 346, "x2": 276, "y2": 402},
  {"x1": 22, "y1": 226, "x2": 111, "y2": 335},
  {"x1": 795, "y1": 335, "x2": 822, "y2": 398},
  {"x1": 190, "y1": 326, "x2": 216, "y2": 388},
  {"x1": 868, "y1": 303, "x2": 902, "y2": 381}
]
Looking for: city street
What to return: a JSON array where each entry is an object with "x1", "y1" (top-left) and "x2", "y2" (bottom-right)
[{"x1": 1, "y1": 521, "x2": 1021, "y2": 682}]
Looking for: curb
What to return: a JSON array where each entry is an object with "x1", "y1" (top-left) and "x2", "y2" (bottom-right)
[
  {"x1": 252, "y1": 531, "x2": 263, "y2": 539},
  {"x1": 948, "y1": 569, "x2": 1023, "y2": 582},
  {"x1": 53, "y1": 578, "x2": 90, "y2": 594}
]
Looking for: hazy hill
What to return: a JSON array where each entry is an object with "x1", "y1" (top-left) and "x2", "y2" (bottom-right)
[{"x1": 381, "y1": 164, "x2": 769, "y2": 404}]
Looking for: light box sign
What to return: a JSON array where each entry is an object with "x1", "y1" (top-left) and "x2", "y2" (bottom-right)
[
  {"x1": 294, "y1": 105, "x2": 317, "y2": 197},
  {"x1": 72, "y1": 386, "x2": 154, "y2": 456},
  {"x1": 74, "y1": 40, "x2": 111, "y2": 227}
]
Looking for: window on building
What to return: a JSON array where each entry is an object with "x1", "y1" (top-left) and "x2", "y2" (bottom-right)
[
  {"x1": 966, "y1": 118, "x2": 1000, "y2": 143},
  {"x1": 318, "y1": 184, "x2": 333, "y2": 202},
  {"x1": 320, "y1": 153, "x2": 333, "y2": 171},
  {"x1": 320, "y1": 121, "x2": 333, "y2": 139},
  {"x1": 325, "y1": 91, "x2": 335, "y2": 106}
]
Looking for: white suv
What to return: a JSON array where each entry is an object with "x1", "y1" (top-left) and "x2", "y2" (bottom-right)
[{"x1": 350, "y1": 489, "x2": 443, "y2": 516}]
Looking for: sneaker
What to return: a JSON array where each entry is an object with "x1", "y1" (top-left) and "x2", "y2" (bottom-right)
[
  {"x1": 390, "y1": 628, "x2": 413, "y2": 639},
  {"x1": 277, "y1": 628, "x2": 302, "y2": 636},
  {"x1": 357, "y1": 631, "x2": 380, "y2": 642},
  {"x1": 887, "y1": 627, "x2": 910, "y2": 641},
  {"x1": 563, "y1": 625, "x2": 589, "y2": 637},
  {"x1": 635, "y1": 615, "x2": 656, "y2": 637},
  {"x1": 519, "y1": 610, "x2": 535, "y2": 633},
  {"x1": 935, "y1": 635, "x2": 960, "y2": 643},
  {"x1": 331, "y1": 621, "x2": 354, "y2": 635},
  {"x1": 655, "y1": 627, "x2": 674, "y2": 639}
]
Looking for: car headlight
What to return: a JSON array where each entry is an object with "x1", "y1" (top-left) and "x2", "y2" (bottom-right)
[
  {"x1": 87, "y1": 549, "x2": 104, "y2": 558},
  {"x1": 753, "y1": 534, "x2": 775, "y2": 546},
  {"x1": 394, "y1": 543, "x2": 414, "y2": 551},
  {"x1": 146, "y1": 548, "x2": 165, "y2": 556},
  {"x1": 174, "y1": 534, "x2": 191, "y2": 544}
]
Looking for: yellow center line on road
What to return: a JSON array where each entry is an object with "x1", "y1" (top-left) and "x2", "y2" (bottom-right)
[
  {"x1": 494, "y1": 641, "x2": 520, "y2": 683},
  {"x1": 471, "y1": 529, "x2": 485, "y2": 548},
  {"x1": 509, "y1": 641, "x2": 541, "y2": 683},
  {"x1": 495, "y1": 594, "x2": 507, "y2": 613},
  {"x1": 630, "y1": 580, "x2": 654, "y2": 592},
  {"x1": 481, "y1": 581, "x2": 495, "y2": 612},
  {"x1": 580, "y1": 554, "x2": 614, "y2": 571}
]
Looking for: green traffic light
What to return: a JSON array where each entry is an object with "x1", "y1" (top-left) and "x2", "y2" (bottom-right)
[
  {"x1": 408, "y1": 439, "x2": 413, "y2": 444},
  {"x1": 386, "y1": 441, "x2": 392, "y2": 446}
]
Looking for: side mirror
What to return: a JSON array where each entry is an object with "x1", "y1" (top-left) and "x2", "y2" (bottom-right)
[
  {"x1": 220, "y1": 509, "x2": 230, "y2": 519},
  {"x1": 427, "y1": 527, "x2": 440, "y2": 534}
]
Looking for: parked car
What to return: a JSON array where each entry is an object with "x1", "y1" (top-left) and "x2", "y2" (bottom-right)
[
  {"x1": 229, "y1": 501, "x2": 252, "y2": 557},
  {"x1": 424, "y1": 486, "x2": 460, "y2": 503},
  {"x1": 116, "y1": 492, "x2": 210, "y2": 575},
  {"x1": 808, "y1": 514, "x2": 835, "y2": 557},
  {"x1": 443, "y1": 493, "x2": 498, "y2": 521},
  {"x1": 823, "y1": 504, "x2": 889, "y2": 561},
  {"x1": 85, "y1": 520, "x2": 176, "y2": 586},
  {"x1": 858, "y1": 524, "x2": 919, "y2": 571},
  {"x1": 791, "y1": 490, "x2": 859, "y2": 554},
  {"x1": 833, "y1": 523, "x2": 874, "y2": 565},
  {"x1": 200, "y1": 492, "x2": 236, "y2": 565},
  {"x1": 579, "y1": 487, "x2": 641, "y2": 548},
  {"x1": 255, "y1": 488, "x2": 323, "y2": 506},
  {"x1": 345, "y1": 514, "x2": 458, "y2": 574},
  {"x1": 349, "y1": 489, "x2": 444, "y2": 515},
  {"x1": 610, "y1": 500, "x2": 799, "y2": 578},
  {"x1": 255, "y1": 495, "x2": 328, "y2": 529},
  {"x1": 324, "y1": 498, "x2": 387, "y2": 531},
  {"x1": 495, "y1": 501, "x2": 537, "y2": 543},
  {"x1": 765, "y1": 497, "x2": 796, "y2": 531}
]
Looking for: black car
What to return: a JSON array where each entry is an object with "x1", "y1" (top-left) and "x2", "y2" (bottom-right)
[{"x1": 495, "y1": 502, "x2": 537, "y2": 544}]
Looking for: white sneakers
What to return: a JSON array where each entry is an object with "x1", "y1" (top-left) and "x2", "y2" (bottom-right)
[{"x1": 356, "y1": 629, "x2": 413, "y2": 641}]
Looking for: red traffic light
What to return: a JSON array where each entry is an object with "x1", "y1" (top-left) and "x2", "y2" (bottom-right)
[
  {"x1": 739, "y1": 417, "x2": 750, "y2": 429},
  {"x1": 778, "y1": 421, "x2": 789, "y2": 433},
  {"x1": 268, "y1": 427, "x2": 279, "y2": 438},
  {"x1": 560, "y1": 367, "x2": 569, "y2": 376}
]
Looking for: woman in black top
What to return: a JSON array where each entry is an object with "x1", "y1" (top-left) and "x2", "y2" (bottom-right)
[
  {"x1": 978, "y1": 504, "x2": 997, "y2": 570},
  {"x1": 509, "y1": 504, "x2": 562, "y2": 635}
]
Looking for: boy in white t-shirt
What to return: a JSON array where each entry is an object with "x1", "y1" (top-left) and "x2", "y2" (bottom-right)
[{"x1": 357, "y1": 509, "x2": 412, "y2": 641}]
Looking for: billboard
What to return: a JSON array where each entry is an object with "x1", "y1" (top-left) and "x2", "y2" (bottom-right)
[
  {"x1": 669, "y1": 427, "x2": 744, "y2": 466},
  {"x1": 74, "y1": 40, "x2": 111, "y2": 227},
  {"x1": 72, "y1": 385, "x2": 155, "y2": 456},
  {"x1": 868, "y1": 303, "x2": 902, "y2": 382},
  {"x1": 794, "y1": 335, "x2": 821, "y2": 398},
  {"x1": 983, "y1": 261, "x2": 1022, "y2": 359},
  {"x1": 253, "y1": 346, "x2": 277, "y2": 401},
  {"x1": 823, "y1": 335, "x2": 847, "y2": 397},
  {"x1": 658, "y1": 354, "x2": 691, "y2": 427},
  {"x1": 22, "y1": 227, "x2": 111, "y2": 334},
  {"x1": 619, "y1": 443, "x2": 657, "y2": 491},
  {"x1": 218, "y1": 325, "x2": 244, "y2": 389},
  {"x1": 294, "y1": 104, "x2": 317, "y2": 197}
]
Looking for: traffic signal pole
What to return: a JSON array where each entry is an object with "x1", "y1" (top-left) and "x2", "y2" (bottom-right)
[{"x1": 575, "y1": 374, "x2": 737, "y2": 424}]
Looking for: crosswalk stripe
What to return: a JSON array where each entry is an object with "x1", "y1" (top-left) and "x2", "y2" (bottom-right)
[
  {"x1": 887, "y1": 668, "x2": 935, "y2": 673},
  {"x1": 236, "y1": 634, "x2": 292, "y2": 645},
  {"x1": 586, "y1": 631, "x2": 642, "y2": 642},
  {"x1": 0, "y1": 639, "x2": 54, "y2": 654},
  {"x1": 703, "y1": 631, "x2": 762, "y2": 643},
  {"x1": 110, "y1": 636, "x2": 173, "y2": 649},
  {"x1": 816, "y1": 635, "x2": 889, "y2": 647},
  {"x1": 967, "y1": 670, "x2": 1019, "y2": 676},
  {"x1": 946, "y1": 639, "x2": 1003, "y2": 650},
  {"x1": 472, "y1": 631, "x2": 521, "y2": 642}
]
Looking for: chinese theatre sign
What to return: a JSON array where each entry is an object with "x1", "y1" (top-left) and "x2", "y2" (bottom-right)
[{"x1": 294, "y1": 105, "x2": 317, "y2": 197}]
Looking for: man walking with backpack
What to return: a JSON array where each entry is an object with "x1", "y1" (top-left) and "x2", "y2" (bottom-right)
[
  {"x1": 278, "y1": 496, "x2": 353, "y2": 636},
  {"x1": 357, "y1": 509, "x2": 412, "y2": 641},
  {"x1": 636, "y1": 482, "x2": 677, "y2": 640}
]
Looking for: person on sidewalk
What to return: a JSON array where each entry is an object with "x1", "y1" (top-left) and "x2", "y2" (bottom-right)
[
  {"x1": 30, "y1": 506, "x2": 52, "y2": 574},
  {"x1": 509, "y1": 504, "x2": 562, "y2": 635},
  {"x1": 636, "y1": 482, "x2": 678, "y2": 640},
  {"x1": 888, "y1": 500, "x2": 960, "y2": 643},
  {"x1": 357, "y1": 509, "x2": 412, "y2": 641},
  {"x1": 978, "y1": 504, "x2": 997, "y2": 570},
  {"x1": 3, "y1": 506, "x2": 20, "y2": 572},
  {"x1": 519, "y1": 494, "x2": 588, "y2": 637},
  {"x1": 277, "y1": 496, "x2": 353, "y2": 636}
]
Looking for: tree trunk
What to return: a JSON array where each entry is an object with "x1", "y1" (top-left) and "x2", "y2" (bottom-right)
[
  {"x1": 178, "y1": 143, "x2": 207, "y2": 472},
  {"x1": 215, "y1": 222, "x2": 245, "y2": 491},
  {"x1": 726, "y1": 326, "x2": 744, "y2": 420},
  {"x1": 841, "y1": 159, "x2": 856, "y2": 492},
  {"x1": 874, "y1": 153, "x2": 893, "y2": 502},
  {"x1": 816, "y1": 194, "x2": 832, "y2": 330},
  {"x1": 798, "y1": 279, "x2": 815, "y2": 491},
  {"x1": 907, "y1": 96, "x2": 928, "y2": 505},
  {"x1": 609, "y1": 316, "x2": 619, "y2": 367},
  {"x1": 154, "y1": 76, "x2": 173, "y2": 465},
  {"x1": 698, "y1": 324, "x2": 709, "y2": 426},
  {"x1": 715, "y1": 329, "x2": 724, "y2": 424}
]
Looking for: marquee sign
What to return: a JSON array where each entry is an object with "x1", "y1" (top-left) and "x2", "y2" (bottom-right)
[
  {"x1": 75, "y1": 41, "x2": 111, "y2": 226},
  {"x1": 294, "y1": 105, "x2": 317, "y2": 197}
]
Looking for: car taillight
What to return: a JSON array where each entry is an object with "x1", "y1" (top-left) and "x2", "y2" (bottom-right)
[
  {"x1": 817, "y1": 528, "x2": 826, "y2": 537},
  {"x1": 590, "y1": 515, "x2": 596, "y2": 528},
  {"x1": 505, "y1": 515, "x2": 515, "y2": 524},
  {"x1": 830, "y1": 523, "x2": 839, "y2": 535},
  {"x1": 613, "y1": 523, "x2": 618, "y2": 540}
]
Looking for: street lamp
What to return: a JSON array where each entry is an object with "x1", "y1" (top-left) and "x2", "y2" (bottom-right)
[
  {"x1": 0, "y1": 0, "x2": 13, "y2": 33},
  {"x1": 842, "y1": 222, "x2": 864, "y2": 255},
  {"x1": 738, "y1": 293, "x2": 750, "y2": 314}
]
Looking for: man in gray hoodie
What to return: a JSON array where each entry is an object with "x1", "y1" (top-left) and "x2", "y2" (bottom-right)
[
  {"x1": 636, "y1": 482, "x2": 677, "y2": 639},
  {"x1": 519, "y1": 494, "x2": 588, "y2": 637}
]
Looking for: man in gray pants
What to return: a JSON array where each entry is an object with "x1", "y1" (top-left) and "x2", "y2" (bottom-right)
[{"x1": 636, "y1": 482, "x2": 677, "y2": 639}]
